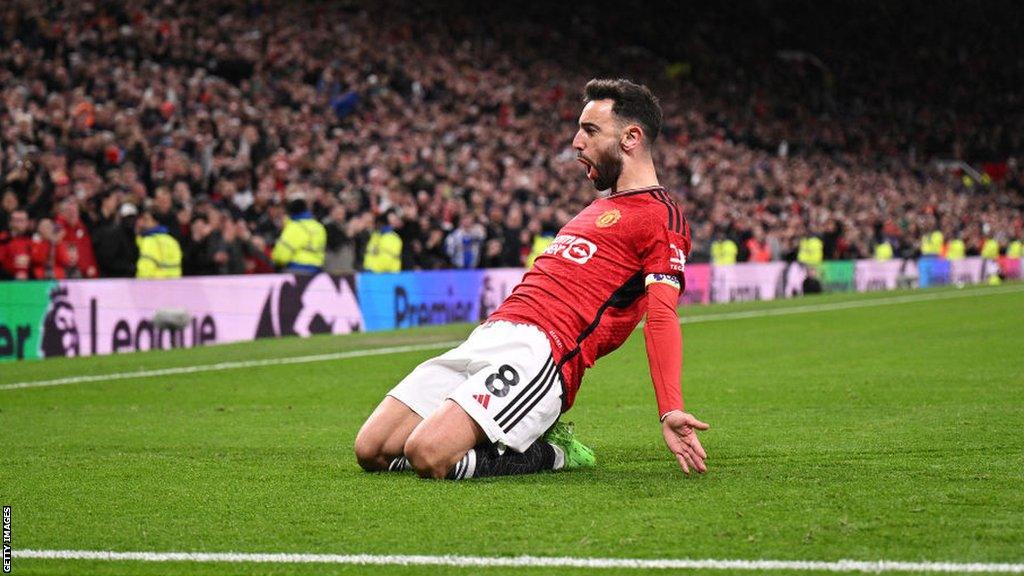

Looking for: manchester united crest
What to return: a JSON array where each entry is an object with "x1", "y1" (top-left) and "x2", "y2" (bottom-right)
[{"x1": 595, "y1": 209, "x2": 621, "y2": 228}]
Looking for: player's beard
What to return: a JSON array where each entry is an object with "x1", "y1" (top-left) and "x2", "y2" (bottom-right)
[{"x1": 583, "y1": 145, "x2": 623, "y2": 192}]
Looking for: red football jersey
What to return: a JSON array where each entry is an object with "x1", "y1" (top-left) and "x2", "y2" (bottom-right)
[{"x1": 490, "y1": 185, "x2": 691, "y2": 409}]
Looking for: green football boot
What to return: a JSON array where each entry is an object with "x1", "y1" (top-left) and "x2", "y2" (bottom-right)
[{"x1": 543, "y1": 421, "x2": 596, "y2": 470}]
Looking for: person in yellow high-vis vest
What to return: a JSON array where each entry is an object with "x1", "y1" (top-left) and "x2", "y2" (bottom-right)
[
  {"x1": 945, "y1": 237, "x2": 966, "y2": 260},
  {"x1": 136, "y1": 208, "x2": 182, "y2": 278},
  {"x1": 710, "y1": 238, "x2": 738, "y2": 265},
  {"x1": 797, "y1": 235, "x2": 823, "y2": 267},
  {"x1": 363, "y1": 211, "x2": 403, "y2": 273},
  {"x1": 981, "y1": 237, "x2": 1000, "y2": 260},
  {"x1": 920, "y1": 229, "x2": 943, "y2": 256},
  {"x1": 526, "y1": 233, "x2": 555, "y2": 268},
  {"x1": 873, "y1": 240, "x2": 893, "y2": 261},
  {"x1": 1008, "y1": 239, "x2": 1023, "y2": 258},
  {"x1": 272, "y1": 199, "x2": 326, "y2": 274},
  {"x1": 980, "y1": 237, "x2": 1002, "y2": 285}
]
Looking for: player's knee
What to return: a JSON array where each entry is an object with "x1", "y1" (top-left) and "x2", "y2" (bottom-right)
[
  {"x1": 404, "y1": 437, "x2": 450, "y2": 479},
  {"x1": 353, "y1": 430, "x2": 388, "y2": 472}
]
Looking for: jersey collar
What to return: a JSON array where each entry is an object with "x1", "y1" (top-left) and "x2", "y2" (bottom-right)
[{"x1": 606, "y1": 185, "x2": 665, "y2": 198}]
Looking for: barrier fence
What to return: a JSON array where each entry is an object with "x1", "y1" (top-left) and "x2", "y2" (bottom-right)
[{"x1": 1, "y1": 257, "x2": 1019, "y2": 362}]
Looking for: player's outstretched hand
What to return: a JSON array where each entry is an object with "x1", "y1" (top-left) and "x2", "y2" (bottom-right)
[{"x1": 661, "y1": 410, "x2": 710, "y2": 475}]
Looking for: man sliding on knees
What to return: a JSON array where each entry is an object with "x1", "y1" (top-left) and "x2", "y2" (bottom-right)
[{"x1": 354, "y1": 78, "x2": 709, "y2": 480}]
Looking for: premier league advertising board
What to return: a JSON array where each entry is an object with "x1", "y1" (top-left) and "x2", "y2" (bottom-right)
[
  {"x1": 0, "y1": 274, "x2": 363, "y2": 361},
  {"x1": 918, "y1": 256, "x2": 950, "y2": 288},
  {"x1": 854, "y1": 259, "x2": 904, "y2": 292},
  {"x1": 999, "y1": 257, "x2": 1022, "y2": 280},
  {"x1": 4, "y1": 257, "x2": 1018, "y2": 362},
  {"x1": 948, "y1": 257, "x2": 984, "y2": 285},
  {"x1": 680, "y1": 263, "x2": 711, "y2": 306},
  {"x1": 821, "y1": 261, "x2": 856, "y2": 293},
  {"x1": 357, "y1": 268, "x2": 524, "y2": 331},
  {"x1": 711, "y1": 262, "x2": 787, "y2": 303},
  {"x1": 0, "y1": 281, "x2": 53, "y2": 361}
]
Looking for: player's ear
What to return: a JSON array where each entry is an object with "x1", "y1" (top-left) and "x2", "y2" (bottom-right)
[{"x1": 621, "y1": 124, "x2": 643, "y2": 153}]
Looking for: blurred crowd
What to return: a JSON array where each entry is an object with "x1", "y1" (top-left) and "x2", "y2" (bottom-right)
[{"x1": 1, "y1": 0, "x2": 1022, "y2": 280}]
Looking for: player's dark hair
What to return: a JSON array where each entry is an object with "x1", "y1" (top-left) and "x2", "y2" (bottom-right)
[{"x1": 583, "y1": 78, "x2": 663, "y2": 145}]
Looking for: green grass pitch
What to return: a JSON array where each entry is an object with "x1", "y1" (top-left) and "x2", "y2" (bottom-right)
[{"x1": 1, "y1": 285, "x2": 1022, "y2": 575}]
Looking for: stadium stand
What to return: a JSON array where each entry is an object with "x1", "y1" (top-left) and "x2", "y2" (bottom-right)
[{"x1": 1, "y1": 0, "x2": 1021, "y2": 279}]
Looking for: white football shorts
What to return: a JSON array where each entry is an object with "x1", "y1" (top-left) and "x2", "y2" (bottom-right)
[{"x1": 387, "y1": 320, "x2": 563, "y2": 453}]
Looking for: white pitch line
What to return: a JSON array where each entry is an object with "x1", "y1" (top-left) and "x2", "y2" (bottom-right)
[
  {"x1": 680, "y1": 284, "x2": 1024, "y2": 325},
  {"x1": 0, "y1": 341, "x2": 462, "y2": 391},
  {"x1": 2, "y1": 284, "x2": 1021, "y2": 392},
  {"x1": 12, "y1": 549, "x2": 1024, "y2": 573}
]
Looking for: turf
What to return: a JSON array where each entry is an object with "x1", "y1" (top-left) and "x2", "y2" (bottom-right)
[{"x1": 1, "y1": 284, "x2": 1023, "y2": 575}]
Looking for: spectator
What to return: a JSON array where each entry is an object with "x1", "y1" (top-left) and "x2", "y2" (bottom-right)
[
  {"x1": 711, "y1": 230, "x2": 738, "y2": 265},
  {"x1": 0, "y1": 0, "x2": 1021, "y2": 281},
  {"x1": 445, "y1": 215, "x2": 486, "y2": 269},
  {"x1": 363, "y1": 211, "x2": 403, "y2": 273},
  {"x1": 183, "y1": 215, "x2": 218, "y2": 276},
  {"x1": 0, "y1": 209, "x2": 33, "y2": 280},
  {"x1": 254, "y1": 199, "x2": 286, "y2": 248},
  {"x1": 30, "y1": 218, "x2": 78, "y2": 279},
  {"x1": 418, "y1": 228, "x2": 451, "y2": 270},
  {"x1": 491, "y1": 208, "x2": 525, "y2": 267},
  {"x1": 91, "y1": 195, "x2": 138, "y2": 278},
  {"x1": 802, "y1": 266, "x2": 824, "y2": 295},
  {"x1": 216, "y1": 218, "x2": 247, "y2": 275},
  {"x1": 136, "y1": 208, "x2": 182, "y2": 279},
  {"x1": 745, "y1": 227, "x2": 772, "y2": 263},
  {"x1": 271, "y1": 198, "x2": 327, "y2": 274},
  {"x1": 234, "y1": 220, "x2": 274, "y2": 275},
  {"x1": 324, "y1": 205, "x2": 360, "y2": 275},
  {"x1": 525, "y1": 220, "x2": 555, "y2": 268},
  {"x1": 0, "y1": 191, "x2": 18, "y2": 232},
  {"x1": 54, "y1": 199, "x2": 98, "y2": 278},
  {"x1": 152, "y1": 187, "x2": 182, "y2": 243}
]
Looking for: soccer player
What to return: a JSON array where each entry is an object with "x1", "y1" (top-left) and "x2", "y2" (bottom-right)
[{"x1": 354, "y1": 78, "x2": 709, "y2": 479}]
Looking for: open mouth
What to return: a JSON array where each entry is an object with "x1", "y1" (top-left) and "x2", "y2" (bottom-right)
[{"x1": 577, "y1": 156, "x2": 597, "y2": 181}]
